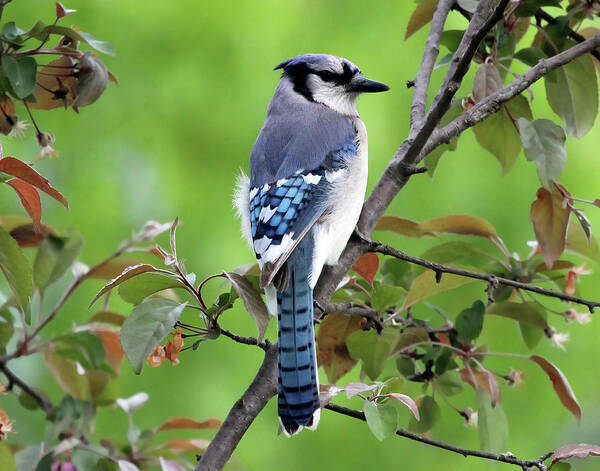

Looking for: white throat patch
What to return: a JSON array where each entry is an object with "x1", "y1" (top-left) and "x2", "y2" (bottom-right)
[{"x1": 306, "y1": 75, "x2": 359, "y2": 116}]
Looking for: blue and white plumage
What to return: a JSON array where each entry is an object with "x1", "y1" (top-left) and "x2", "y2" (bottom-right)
[{"x1": 234, "y1": 53, "x2": 388, "y2": 435}]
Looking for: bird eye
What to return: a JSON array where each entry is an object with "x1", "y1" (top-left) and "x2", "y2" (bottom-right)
[{"x1": 318, "y1": 71, "x2": 335, "y2": 81}]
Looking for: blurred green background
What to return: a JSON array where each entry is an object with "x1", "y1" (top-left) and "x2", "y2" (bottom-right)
[{"x1": 1, "y1": 1, "x2": 600, "y2": 470}]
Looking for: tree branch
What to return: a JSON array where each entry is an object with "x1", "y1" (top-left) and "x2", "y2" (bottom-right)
[
  {"x1": 409, "y1": 0, "x2": 454, "y2": 133},
  {"x1": 316, "y1": 0, "x2": 509, "y2": 303},
  {"x1": 195, "y1": 342, "x2": 278, "y2": 471},
  {"x1": 204, "y1": 7, "x2": 600, "y2": 471},
  {"x1": 367, "y1": 241, "x2": 600, "y2": 313},
  {"x1": 0, "y1": 362, "x2": 52, "y2": 412},
  {"x1": 422, "y1": 33, "x2": 600, "y2": 158},
  {"x1": 536, "y1": 8, "x2": 600, "y2": 62},
  {"x1": 324, "y1": 403, "x2": 553, "y2": 470}
]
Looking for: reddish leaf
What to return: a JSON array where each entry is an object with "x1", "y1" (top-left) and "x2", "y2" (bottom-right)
[
  {"x1": 162, "y1": 439, "x2": 211, "y2": 451},
  {"x1": 530, "y1": 355, "x2": 581, "y2": 421},
  {"x1": 531, "y1": 187, "x2": 570, "y2": 268},
  {"x1": 419, "y1": 214, "x2": 498, "y2": 238},
  {"x1": 6, "y1": 178, "x2": 41, "y2": 231},
  {"x1": 375, "y1": 215, "x2": 435, "y2": 238},
  {"x1": 472, "y1": 63, "x2": 503, "y2": 102},
  {"x1": 86, "y1": 258, "x2": 143, "y2": 280},
  {"x1": 405, "y1": 0, "x2": 438, "y2": 39},
  {"x1": 157, "y1": 417, "x2": 221, "y2": 432},
  {"x1": 386, "y1": 393, "x2": 420, "y2": 420},
  {"x1": 460, "y1": 368, "x2": 502, "y2": 406},
  {"x1": 88, "y1": 311, "x2": 126, "y2": 326},
  {"x1": 316, "y1": 314, "x2": 362, "y2": 383},
  {"x1": 90, "y1": 264, "x2": 170, "y2": 306},
  {"x1": 0, "y1": 157, "x2": 68, "y2": 208},
  {"x1": 594, "y1": 198, "x2": 600, "y2": 207},
  {"x1": 93, "y1": 328, "x2": 124, "y2": 374},
  {"x1": 56, "y1": 2, "x2": 77, "y2": 18},
  {"x1": 552, "y1": 444, "x2": 600, "y2": 465},
  {"x1": 351, "y1": 253, "x2": 379, "y2": 287},
  {"x1": 344, "y1": 382, "x2": 377, "y2": 399},
  {"x1": 10, "y1": 223, "x2": 54, "y2": 247}
]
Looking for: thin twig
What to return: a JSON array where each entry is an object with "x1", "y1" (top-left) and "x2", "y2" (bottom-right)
[
  {"x1": 0, "y1": 362, "x2": 52, "y2": 411},
  {"x1": 422, "y1": 33, "x2": 600, "y2": 158},
  {"x1": 410, "y1": 0, "x2": 454, "y2": 133},
  {"x1": 367, "y1": 241, "x2": 600, "y2": 313},
  {"x1": 219, "y1": 329, "x2": 268, "y2": 351},
  {"x1": 324, "y1": 403, "x2": 553, "y2": 470}
]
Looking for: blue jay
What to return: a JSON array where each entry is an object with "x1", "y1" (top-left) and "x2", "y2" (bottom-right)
[{"x1": 234, "y1": 54, "x2": 388, "y2": 436}]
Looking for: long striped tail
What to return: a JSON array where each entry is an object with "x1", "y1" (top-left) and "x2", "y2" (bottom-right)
[{"x1": 276, "y1": 257, "x2": 320, "y2": 436}]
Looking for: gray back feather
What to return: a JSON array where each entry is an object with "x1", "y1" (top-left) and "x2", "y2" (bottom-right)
[{"x1": 250, "y1": 78, "x2": 357, "y2": 187}]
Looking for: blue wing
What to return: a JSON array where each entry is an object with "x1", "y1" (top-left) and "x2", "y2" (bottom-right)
[{"x1": 249, "y1": 141, "x2": 358, "y2": 287}]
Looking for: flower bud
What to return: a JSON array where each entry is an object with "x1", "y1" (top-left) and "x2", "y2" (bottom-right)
[{"x1": 72, "y1": 52, "x2": 109, "y2": 112}]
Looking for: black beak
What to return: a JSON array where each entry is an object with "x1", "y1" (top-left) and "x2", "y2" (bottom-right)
[{"x1": 347, "y1": 76, "x2": 390, "y2": 93}]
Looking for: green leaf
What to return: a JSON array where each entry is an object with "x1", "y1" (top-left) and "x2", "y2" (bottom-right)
[
  {"x1": 0, "y1": 227, "x2": 32, "y2": 309},
  {"x1": 223, "y1": 272, "x2": 270, "y2": 342},
  {"x1": 44, "y1": 349, "x2": 90, "y2": 399},
  {"x1": 0, "y1": 441, "x2": 16, "y2": 471},
  {"x1": 440, "y1": 30, "x2": 464, "y2": 53},
  {"x1": 363, "y1": 399, "x2": 398, "y2": 440},
  {"x1": 408, "y1": 395, "x2": 440, "y2": 433},
  {"x1": 380, "y1": 258, "x2": 413, "y2": 290},
  {"x1": 545, "y1": 42, "x2": 598, "y2": 138},
  {"x1": 118, "y1": 272, "x2": 185, "y2": 305},
  {"x1": 435, "y1": 372, "x2": 463, "y2": 396},
  {"x1": 514, "y1": 0, "x2": 561, "y2": 17},
  {"x1": 394, "y1": 327, "x2": 429, "y2": 353},
  {"x1": 514, "y1": 47, "x2": 545, "y2": 67},
  {"x1": 419, "y1": 241, "x2": 488, "y2": 269},
  {"x1": 455, "y1": 300, "x2": 485, "y2": 344},
  {"x1": 34, "y1": 231, "x2": 84, "y2": 291},
  {"x1": 401, "y1": 266, "x2": 478, "y2": 311},
  {"x1": 473, "y1": 94, "x2": 533, "y2": 174},
  {"x1": 1, "y1": 56, "x2": 36, "y2": 99},
  {"x1": 566, "y1": 216, "x2": 600, "y2": 265},
  {"x1": 1, "y1": 22, "x2": 25, "y2": 42},
  {"x1": 79, "y1": 32, "x2": 116, "y2": 56},
  {"x1": 519, "y1": 322, "x2": 544, "y2": 349},
  {"x1": 0, "y1": 308, "x2": 14, "y2": 349},
  {"x1": 121, "y1": 299, "x2": 186, "y2": 374},
  {"x1": 54, "y1": 332, "x2": 106, "y2": 370},
  {"x1": 33, "y1": 25, "x2": 116, "y2": 56},
  {"x1": 518, "y1": 118, "x2": 566, "y2": 188},
  {"x1": 486, "y1": 302, "x2": 549, "y2": 329},
  {"x1": 477, "y1": 391, "x2": 509, "y2": 452},
  {"x1": 14, "y1": 445, "x2": 43, "y2": 471},
  {"x1": 347, "y1": 328, "x2": 400, "y2": 381},
  {"x1": 371, "y1": 283, "x2": 405, "y2": 311}
]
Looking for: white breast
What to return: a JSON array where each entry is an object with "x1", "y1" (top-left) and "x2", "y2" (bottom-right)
[{"x1": 309, "y1": 117, "x2": 368, "y2": 287}]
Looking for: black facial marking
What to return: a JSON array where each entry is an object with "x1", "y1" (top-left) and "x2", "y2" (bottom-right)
[
  {"x1": 280, "y1": 61, "x2": 359, "y2": 102},
  {"x1": 281, "y1": 62, "x2": 315, "y2": 102},
  {"x1": 315, "y1": 62, "x2": 357, "y2": 85}
]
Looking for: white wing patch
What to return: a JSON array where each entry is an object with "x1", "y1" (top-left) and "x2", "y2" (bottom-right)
[
  {"x1": 301, "y1": 173, "x2": 322, "y2": 185},
  {"x1": 259, "y1": 205, "x2": 277, "y2": 223}
]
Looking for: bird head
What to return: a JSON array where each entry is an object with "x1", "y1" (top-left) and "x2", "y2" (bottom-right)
[{"x1": 274, "y1": 53, "x2": 389, "y2": 115}]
